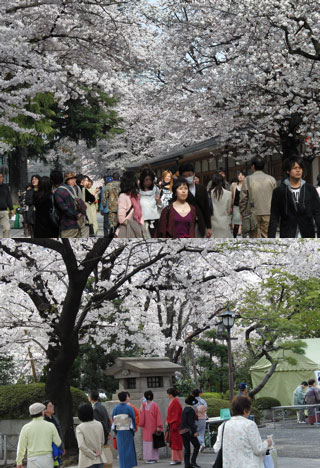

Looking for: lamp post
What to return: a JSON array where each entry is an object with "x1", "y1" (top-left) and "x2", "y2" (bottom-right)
[{"x1": 220, "y1": 311, "x2": 235, "y2": 401}]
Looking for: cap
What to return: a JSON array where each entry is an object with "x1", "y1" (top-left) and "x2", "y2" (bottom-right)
[
  {"x1": 29, "y1": 402, "x2": 46, "y2": 415},
  {"x1": 239, "y1": 382, "x2": 248, "y2": 390},
  {"x1": 64, "y1": 171, "x2": 77, "y2": 182}
]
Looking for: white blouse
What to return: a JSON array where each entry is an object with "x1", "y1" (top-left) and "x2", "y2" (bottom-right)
[{"x1": 213, "y1": 416, "x2": 268, "y2": 468}]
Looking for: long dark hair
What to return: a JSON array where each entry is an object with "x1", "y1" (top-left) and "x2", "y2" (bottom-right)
[
  {"x1": 31, "y1": 174, "x2": 41, "y2": 189},
  {"x1": 211, "y1": 173, "x2": 224, "y2": 200},
  {"x1": 35, "y1": 176, "x2": 53, "y2": 200},
  {"x1": 120, "y1": 171, "x2": 139, "y2": 196},
  {"x1": 139, "y1": 168, "x2": 155, "y2": 191}
]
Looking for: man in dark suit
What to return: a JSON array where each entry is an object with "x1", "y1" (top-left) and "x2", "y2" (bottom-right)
[
  {"x1": 88, "y1": 390, "x2": 111, "y2": 446},
  {"x1": 179, "y1": 163, "x2": 212, "y2": 238}
]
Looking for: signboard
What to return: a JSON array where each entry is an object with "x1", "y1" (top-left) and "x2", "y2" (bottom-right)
[{"x1": 220, "y1": 408, "x2": 231, "y2": 420}]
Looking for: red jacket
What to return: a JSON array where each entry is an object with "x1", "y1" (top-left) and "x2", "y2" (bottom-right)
[{"x1": 155, "y1": 204, "x2": 196, "y2": 238}]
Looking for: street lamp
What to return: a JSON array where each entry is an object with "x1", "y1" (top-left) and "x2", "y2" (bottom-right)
[{"x1": 220, "y1": 311, "x2": 235, "y2": 401}]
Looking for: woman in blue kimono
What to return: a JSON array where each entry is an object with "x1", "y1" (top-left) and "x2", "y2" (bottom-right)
[{"x1": 112, "y1": 392, "x2": 137, "y2": 468}]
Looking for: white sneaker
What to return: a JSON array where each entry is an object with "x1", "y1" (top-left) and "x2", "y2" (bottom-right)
[
  {"x1": 146, "y1": 461, "x2": 156, "y2": 464},
  {"x1": 199, "y1": 445, "x2": 205, "y2": 452}
]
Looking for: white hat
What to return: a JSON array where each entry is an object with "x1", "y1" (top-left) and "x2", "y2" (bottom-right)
[{"x1": 29, "y1": 402, "x2": 46, "y2": 416}]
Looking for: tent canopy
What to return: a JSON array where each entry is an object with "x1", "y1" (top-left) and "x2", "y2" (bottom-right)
[{"x1": 250, "y1": 339, "x2": 320, "y2": 405}]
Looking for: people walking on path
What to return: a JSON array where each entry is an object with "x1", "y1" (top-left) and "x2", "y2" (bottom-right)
[
  {"x1": 54, "y1": 171, "x2": 87, "y2": 238},
  {"x1": 156, "y1": 178, "x2": 196, "y2": 238},
  {"x1": 139, "y1": 168, "x2": 162, "y2": 238},
  {"x1": 230, "y1": 171, "x2": 245, "y2": 238},
  {"x1": 76, "y1": 403, "x2": 107, "y2": 468},
  {"x1": 210, "y1": 173, "x2": 232, "y2": 238},
  {"x1": 179, "y1": 163, "x2": 211, "y2": 238},
  {"x1": 239, "y1": 156, "x2": 276, "y2": 238},
  {"x1": 166, "y1": 388, "x2": 183, "y2": 465},
  {"x1": 139, "y1": 390, "x2": 163, "y2": 463},
  {"x1": 33, "y1": 176, "x2": 59, "y2": 238},
  {"x1": 16, "y1": 402, "x2": 61, "y2": 468},
  {"x1": 305, "y1": 379, "x2": 320, "y2": 425},
  {"x1": 159, "y1": 170, "x2": 173, "y2": 209},
  {"x1": 25, "y1": 174, "x2": 40, "y2": 238},
  {"x1": 43, "y1": 400, "x2": 65, "y2": 453},
  {"x1": 268, "y1": 157, "x2": 320, "y2": 238},
  {"x1": 293, "y1": 381, "x2": 308, "y2": 423},
  {"x1": 0, "y1": 171, "x2": 14, "y2": 237},
  {"x1": 191, "y1": 389, "x2": 207, "y2": 452},
  {"x1": 112, "y1": 392, "x2": 137, "y2": 468},
  {"x1": 116, "y1": 171, "x2": 144, "y2": 238},
  {"x1": 102, "y1": 173, "x2": 121, "y2": 237},
  {"x1": 213, "y1": 396, "x2": 271, "y2": 468},
  {"x1": 179, "y1": 396, "x2": 200, "y2": 468}
]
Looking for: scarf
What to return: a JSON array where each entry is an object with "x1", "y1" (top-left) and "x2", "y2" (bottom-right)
[{"x1": 129, "y1": 194, "x2": 143, "y2": 224}]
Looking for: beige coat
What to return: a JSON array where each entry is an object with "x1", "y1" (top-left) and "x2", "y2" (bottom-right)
[
  {"x1": 239, "y1": 171, "x2": 276, "y2": 216},
  {"x1": 76, "y1": 420, "x2": 107, "y2": 468},
  {"x1": 210, "y1": 188, "x2": 232, "y2": 238}
]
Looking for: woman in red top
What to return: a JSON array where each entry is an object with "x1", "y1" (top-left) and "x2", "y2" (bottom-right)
[
  {"x1": 155, "y1": 178, "x2": 196, "y2": 238},
  {"x1": 166, "y1": 388, "x2": 183, "y2": 465}
]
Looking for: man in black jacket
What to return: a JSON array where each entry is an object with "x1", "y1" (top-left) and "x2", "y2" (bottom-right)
[
  {"x1": 88, "y1": 390, "x2": 111, "y2": 447},
  {"x1": 268, "y1": 157, "x2": 320, "y2": 238},
  {"x1": 180, "y1": 395, "x2": 200, "y2": 468},
  {"x1": 0, "y1": 172, "x2": 14, "y2": 237},
  {"x1": 179, "y1": 163, "x2": 212, "y2": 238}
]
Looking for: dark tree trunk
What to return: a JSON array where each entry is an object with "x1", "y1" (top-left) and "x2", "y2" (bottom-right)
[
  {"x1": 9, "y1": 146, "x2": 28, "y2": 204},
  {"x1": 279, "y1": 113, "x2": 302, "y2": 160},
  {"x1": 45, "y1": 273, "x2": 87, "y2": 448}
]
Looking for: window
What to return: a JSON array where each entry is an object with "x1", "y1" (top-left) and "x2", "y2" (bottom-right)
[
  {"x1": 147, "y1": 376, "x2": 163, "y2": 388},
  {"x1": 126, "y1": 378, "x2": 136, "y2": 389}
]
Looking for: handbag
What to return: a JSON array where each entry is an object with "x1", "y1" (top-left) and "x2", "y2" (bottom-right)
[
  {"x1": 241, "y1": 176, "x2": 258, "y2": 234},
  {"x1": 212, "y1": 422, "x2": 226, "y2": 468},
  {"x1": 264, "y1": 451, "x2": 274, "y2": 468},
  {"x1": 152, "y1": 431, "x2": 166, "y2": 449}
]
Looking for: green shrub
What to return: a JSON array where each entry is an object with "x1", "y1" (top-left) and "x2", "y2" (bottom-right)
[
  {"x1": 201, "y1": 392, "x2": 223, "y2": 400},
  {"x1": 206, "y1": 398, "x2": 231, "y2": 417},
  {"x1": 254, "y1": 397, "x2": 281, "y2": 410},
  {"x1": 0, "y1": 383, "x2": 87, "y2": 419}
]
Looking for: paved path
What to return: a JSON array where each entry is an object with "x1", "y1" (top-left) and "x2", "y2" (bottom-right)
[{"x1": 8, "y1": 213, "x2": 106, "y2": 238}]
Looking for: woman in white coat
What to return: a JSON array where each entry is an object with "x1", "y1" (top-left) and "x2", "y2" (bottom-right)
[
  {"x1": 76, "y1": 403, "x2": 107, "y2": 468},
  {"x1": 213, "y1": 396, "x2": 272, "y2": 468},
  {"x1": 210, "y1": 173, "x2": 232, "y2": 238}
]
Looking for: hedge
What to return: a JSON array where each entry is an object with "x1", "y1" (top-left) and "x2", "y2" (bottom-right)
[
  {"x1": 0, "y1": 383, "x2": 88, "y2": 419},
  {"x1": 206, "y1": 398, "x2": 231, "y2": 417},
  {"x1": 254, "y1": 397, "x2": 281, "y2": 410},
  {"x1": 201, "y1": 392, "x2": 223, "y2": 400}
]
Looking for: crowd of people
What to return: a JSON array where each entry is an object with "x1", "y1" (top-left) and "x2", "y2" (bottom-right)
[
  {"x1": 1, "y1": 154, "x2": 320, "y2": 238},
  {"x1": 16, "y1": 387, "x2": 275, "y2": 468}
]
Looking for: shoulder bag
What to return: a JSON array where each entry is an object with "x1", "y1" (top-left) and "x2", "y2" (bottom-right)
[
  {"x1": 242, "y1": 176, "x2": 258, "y2": 235},
  {"x1": 212, "y1": 421, "x2": 226, "y2": 468}
]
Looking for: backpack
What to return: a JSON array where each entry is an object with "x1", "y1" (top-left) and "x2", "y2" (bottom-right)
[
  {"x1": 59, "y1": 186, "x2": 87, "y2": 228},
  {"x1": 106, "y1": 182, "x2": 120, "y2": 213}
]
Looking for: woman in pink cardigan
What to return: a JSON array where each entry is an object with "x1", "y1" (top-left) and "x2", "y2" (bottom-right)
[
  {"x1": 116, "y1": 171, "x2": 144, "y2": 238},
  {"x1": 139, "y1": 390, "x2": 163, "y2": 463}
]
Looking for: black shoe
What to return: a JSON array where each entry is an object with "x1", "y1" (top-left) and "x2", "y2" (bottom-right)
[{"x1": 191, "y1": 464, "x2": 201, "y2": 468}]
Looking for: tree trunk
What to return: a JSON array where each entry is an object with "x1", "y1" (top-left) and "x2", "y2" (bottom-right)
[
  {"x1": 45, "y1": 275, "x2": 88, "y2": 448},
  {"x1": 9, "y1": 146, "x2": 28, "y2": 204}
]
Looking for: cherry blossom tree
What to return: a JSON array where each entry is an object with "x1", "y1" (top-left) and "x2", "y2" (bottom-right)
[{"x1": 1, "y1": 238, "x2": 319, "y2": 447}]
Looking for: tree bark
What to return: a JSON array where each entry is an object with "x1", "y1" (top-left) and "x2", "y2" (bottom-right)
[{"x1": 9, "y1": 146, "x2": 28, "y2": 204}]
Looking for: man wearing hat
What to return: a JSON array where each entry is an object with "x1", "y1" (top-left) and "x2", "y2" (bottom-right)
[
  {"x1": 238, "y1": 383, "x2": 249, "y2": 397},
  {"x1": 16, "y1": 402, "x2": 61, "y2": 468},
  {"x1": 54, "y1": 171, "x2": 85, "y2": 238}
]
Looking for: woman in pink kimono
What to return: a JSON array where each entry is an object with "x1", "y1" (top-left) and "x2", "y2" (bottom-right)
[{"x1": 139, "y1": 390, "x2": 163, "y2": 463}]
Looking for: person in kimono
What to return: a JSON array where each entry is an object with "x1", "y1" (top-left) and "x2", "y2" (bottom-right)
[
  {"x1": 112, "y1": 392, "x2": 137, "y2": 468},
  {"x1": 166, "y1": 388, "x2": 183, "y2": 465},
  {"x1": 139, "y1": 390, "x2": 163, "y2": 463}
]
